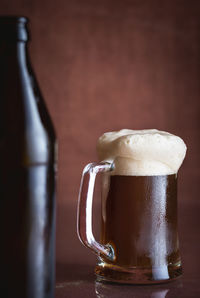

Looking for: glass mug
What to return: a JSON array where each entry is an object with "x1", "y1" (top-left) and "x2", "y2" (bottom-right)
[{"x1": 77, "y1": 161, "x2": 182, "y2": 284}]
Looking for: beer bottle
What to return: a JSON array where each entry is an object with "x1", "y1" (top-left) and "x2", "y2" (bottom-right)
[{"x1": 0, "y1": 16, "x2": 56, "y2": 298}]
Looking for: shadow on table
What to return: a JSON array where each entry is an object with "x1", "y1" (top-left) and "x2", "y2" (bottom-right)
[
  {"x1": 95, "y1": 279, "x2": 183, "y2": 298},
  {"x1": 56, "y1": 264, "x2": 200, "y2": 298},
  {"x1": 56, "y1": 263, "x2": 184, "y2": 298},
  {"x1": 56, "y1": 263, "x2": 94, "y2": 285}
]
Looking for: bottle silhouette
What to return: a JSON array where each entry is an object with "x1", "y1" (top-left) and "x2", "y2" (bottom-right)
[{"x1": 0, "y1": 16, "x2": 56, "y2": 298}]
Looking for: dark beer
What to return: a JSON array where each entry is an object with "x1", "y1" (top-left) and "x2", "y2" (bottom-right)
[
  {"x1": 0, "y1": 17, "x2": 56, "y2": 297},
  {"x1": 78, "y1": 129, "x2": 186, "y2": 284},
  {"x1": 96, "y1": 174, "x2": 182, "y2": 283}
]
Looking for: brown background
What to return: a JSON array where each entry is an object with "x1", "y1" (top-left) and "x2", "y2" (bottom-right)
[{"x1": 0, "y1": 0, "x2": 200, "y2": 272}]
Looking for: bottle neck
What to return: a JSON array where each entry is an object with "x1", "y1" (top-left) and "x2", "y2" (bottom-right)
[
  {"x1": 0, "y1": 16, "x2": 29, "y2": 41},
  {"x1": 0, "y1": 40, "x2": 29, "y2": 73},
  {"x1": 16, "y1": 41, "x2": 28, "y2": 68},
  {"x1": 0, "y1": 16, "x2": 29, "y2": 67}
]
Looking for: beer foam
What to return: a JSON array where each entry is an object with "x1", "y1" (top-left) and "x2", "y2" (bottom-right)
[{"x1": 97, "y1": 129, "x2": 187, "y2": 176}]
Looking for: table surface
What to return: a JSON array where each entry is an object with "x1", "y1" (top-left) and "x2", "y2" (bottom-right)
[{"x1": 56, "y1": 202, "x2": 200, "y2": 298}]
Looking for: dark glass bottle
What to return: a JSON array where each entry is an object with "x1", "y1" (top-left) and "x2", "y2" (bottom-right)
[{"x1": 0, "y1": 16, "x2": 56, "y2": 298}]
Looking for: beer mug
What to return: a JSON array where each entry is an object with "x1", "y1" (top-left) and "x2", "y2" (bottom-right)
[{"x1": 77, "y1": 129, "x2": 186, "y2": 284}]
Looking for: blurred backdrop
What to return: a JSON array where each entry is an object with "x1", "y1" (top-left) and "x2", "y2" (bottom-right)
[{"x1": 0, "y1": 0, "x2": 200, "y2": 277}]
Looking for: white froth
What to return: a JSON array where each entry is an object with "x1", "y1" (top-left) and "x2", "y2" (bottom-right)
[{"x1": 97, "y1": 129, "x2": 187, "y2": 176}]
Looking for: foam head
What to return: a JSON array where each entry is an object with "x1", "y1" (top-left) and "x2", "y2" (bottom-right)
[{"x1": 97, "y1": 129, "x2": 187, "y2": 176}]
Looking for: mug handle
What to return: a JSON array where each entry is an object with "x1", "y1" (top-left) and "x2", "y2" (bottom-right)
[{"x1": 77, "y1": 161, "x2": 115, "y2": 261}]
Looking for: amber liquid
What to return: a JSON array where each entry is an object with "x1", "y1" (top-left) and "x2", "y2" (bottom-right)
[{"x1": 96, "y1": 175, "x2": 182, "y2": 283}]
